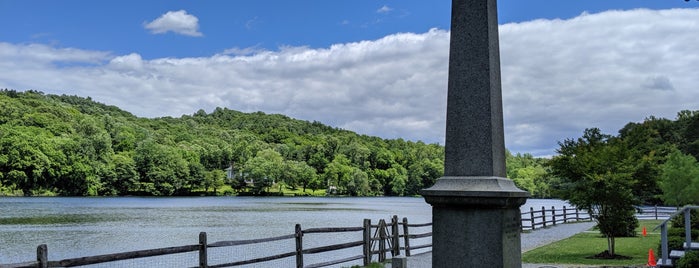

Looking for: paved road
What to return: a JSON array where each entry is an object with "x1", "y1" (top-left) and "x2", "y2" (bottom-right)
[{"x1": 386, "y1": 221, "x2": 598, "y2": 268}]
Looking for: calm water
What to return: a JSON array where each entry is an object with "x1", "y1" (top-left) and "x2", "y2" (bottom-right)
[{"x1": 0, "y1": 197, "x2": 567, "y2": 267}]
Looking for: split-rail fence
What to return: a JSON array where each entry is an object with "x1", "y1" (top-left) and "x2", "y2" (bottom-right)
[{"x1": 2, "y1": 205, "x2": 594, "y2": 268}]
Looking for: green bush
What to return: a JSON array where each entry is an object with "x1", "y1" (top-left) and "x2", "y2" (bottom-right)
[
  {"x1": 676, "y1": 250, "x2": 699, "y2": 268},
  {"x1": 658, "y1": 236, "x2": 686, "y2": 256},
  {"x1": 668, "y1": 227, "x2": 699, "y2": 240},
  {"x1": 671, "y1": 210, "x2": 699, "y2": 229}
]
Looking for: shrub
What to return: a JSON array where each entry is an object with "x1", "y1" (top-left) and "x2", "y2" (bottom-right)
[
  {"x1": 657, "y1": 236, "x2": 686, "y2": 256},
  {"x1": 668, "y1": 227, "x2": 699, "y2": 240},
  {"x1": 671, "y1": 210, "x2": 699, "y2": 230},
  {"x1": 676, "y1": 250, "x2": 699, "y2": 268}
]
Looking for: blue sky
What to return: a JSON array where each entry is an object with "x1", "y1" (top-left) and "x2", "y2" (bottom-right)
[
  {"x1": 1, "y1": 1, "x2": 699, "y2": 156},
  {"x1": 3, "y1": 1, "x2": 693, "y2": 58}
]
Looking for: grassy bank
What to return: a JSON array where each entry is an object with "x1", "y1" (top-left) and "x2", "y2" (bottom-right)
[
  {"x1": 188, "y1": 183, "x2": 329, "y2": 197},
  {"x1": 522, "y1": 220, "x2": 663, "y2": 266},
  {"x1": 266, "y1": 183, "x2": 327, "y2": 196}
]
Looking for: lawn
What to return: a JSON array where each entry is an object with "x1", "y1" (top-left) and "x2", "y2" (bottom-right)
[
  {"x1": 522, "y1": 220, "x2": 664, "y2": 266},
  {"x1": 191, "y1": 183, "x2": 327, "y2": 196},
  {"x1": 267, "y1": 183, "x2": 327, "y2": 196}
]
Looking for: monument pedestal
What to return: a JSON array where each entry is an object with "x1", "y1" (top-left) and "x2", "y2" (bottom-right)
[
  {"x1": 425, "y1": 0, "x2": 530, "y2": 266},
  {"x1": 422, "y1": 177, "x2": 528, "y2": 268}
]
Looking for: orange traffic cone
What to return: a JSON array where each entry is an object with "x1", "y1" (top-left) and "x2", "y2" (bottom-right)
[
  {"x1": 647, "y1": 248, "x2": 657, "y2": 267},
  {"x1": 642, "y1": 226, "x2": 647, "y2": 237}
]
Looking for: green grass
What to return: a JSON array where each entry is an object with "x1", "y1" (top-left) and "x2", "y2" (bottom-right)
[
  {"x1": 192, "y1": 183, "x2": 327, "y2": 196},
  {"x1": 522, "y1": 220, "x2": 663, "y2": 266},
  {"x1": 267, "y1": 183, "x2": 327, "y2": 196}
]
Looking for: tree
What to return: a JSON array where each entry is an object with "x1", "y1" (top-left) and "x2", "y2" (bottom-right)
[
  {"x1": 106, "y1": 152, "x2": 139, "y2": 195},
  {"x1": 284, "y1": 160, "x2": 318, "y2": 193},
  {"x1": 387, "y1": 163, "x2": 408, "y2": 196},
  {"x1": 134, "y1": 139, "x2": 190, "y2": 195},
  {"x1": 202, "y1": 169, "x2": 226, "y2": 195},
  {"x1": 242, "y1": 149, "x2": 284, "y2": 194},
  {"x1": 0, "y1": 125, "x2": 59, "y2": 195},
  {"x1": 506, "y1": 151, "x2": 551, "y2": 197},
  {"x1": 659, "y1": 148, "x2": 699, "y2": 206},
  {"x1": 0, "y1": 90, "x2": 452, "y2": 197},
  {"x1": 549, "y1": 128, "x2": 638, "y2": 257},
  {"x1": 618, "y1": 121, "x2": 671, "y2": 204},
  {"x1": 346, "y1": 168, "x2": 370, "y2": 196},
  {"x1": 512, "y1": 165, "x2": 548, "y2": 197},
  {"x1": 324, "y1": 154, "x2": 353, "y2": 194}
]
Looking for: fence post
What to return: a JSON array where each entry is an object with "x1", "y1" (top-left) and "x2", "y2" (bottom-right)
[
  {"x1": 391, "y1": 215, "x2": 400, "y2": 257},
  {"x1": 551, "y1": 206, "x2": 557, "y2": 226},
  {"x1": 402, "y1": 217, "x2": 411, "y2": 257},
  {"x1": 199, "y1": 232, "x2": 208, "y2": 268},
  {"x1": 541, "y1": 206, "x2": 547, "y2": 228},
  {"x1": 661, "y1": 222, "x2": 669, "y2": 265},
  {"x1": 295, "y1": 224, "x2": 303, "y2": 268},
  {"x1": 37, "y1": 244, "x2": 48, "y2": 268},
  {"x1": 363, "y1": 219, "x2": 372, "y2": 266},
  {"x1": 575, "y1": 208, "x2": 580, "y2": 221},
  {"x1": 655, "y1": 204, "x2": 658, "y2": 220},
  {"x1": 530, "y1": 207, "x2": 535, "y2": 230},
  {"x1": 685, "y1": 209, "x2": 692, "y2": 248},
  {"x1": 563, "y1": 206, "x2": 568, "y2": 223},
  {"x1": 379, "y1": 219, "x2": 387, "y2": 262}
]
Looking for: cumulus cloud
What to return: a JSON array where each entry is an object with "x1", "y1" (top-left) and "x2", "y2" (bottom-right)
[
  {"x1": 2, "y1": 8, "x2": 699, "y2": 156},
  {"x1": 144, "y1": 10, "x2": 203, "y2": 37},
  {"x1": 499, "y1": 8, "x2": 698, "y2": 156}
]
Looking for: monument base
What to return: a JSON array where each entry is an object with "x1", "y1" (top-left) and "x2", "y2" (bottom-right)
[{"x1": 421, "y1": 176, "x2": 529, "y2": 268}]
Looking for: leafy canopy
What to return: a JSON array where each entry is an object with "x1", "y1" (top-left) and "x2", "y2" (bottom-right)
[{"x1": 549, "y1": 128, "x2": 638, "y2": 256}]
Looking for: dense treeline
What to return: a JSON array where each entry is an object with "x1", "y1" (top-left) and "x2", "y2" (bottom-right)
[
  {"x1": 541, "y1": 111, "x2": 699, "y2": 256},
  {"x1": 0, "y1": 89, "x2": 444, "y2": 196},
  {"x1": 549, "y1": 111, "x2": 699, "y2": 205},
  {"x1": 3, "y1": 89, "x2": 697, "y2": 202}
]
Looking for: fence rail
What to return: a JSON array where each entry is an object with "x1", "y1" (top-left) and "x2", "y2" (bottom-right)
[
  {"x1": 635, "y1": 205, "x2": 679, "y2": 220},
  {"x1": 520, "y1": 206, "x2": 592, "y2": 231},
  {"x1": 654, "y1": 205, "x2": 699, "y2": 266},
  {"x1": 3, "y1": 205, "x2": 598, "y2": 268},
  {"x1": 0, "y1": 215, "x2": 415, "y2": 268}
]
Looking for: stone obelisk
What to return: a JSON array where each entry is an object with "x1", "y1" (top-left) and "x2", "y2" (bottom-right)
[{"x1": 421, "y1": 0, "x2": 529, "y2": 267}]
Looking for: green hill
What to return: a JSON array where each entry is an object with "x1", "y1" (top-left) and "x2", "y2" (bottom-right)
[
  {"x1": 3, "y1": 89, "x2": 697, "y2": 203},
  {"x1": 0, "y1": 89, "x2": 444, "y2": 196}
]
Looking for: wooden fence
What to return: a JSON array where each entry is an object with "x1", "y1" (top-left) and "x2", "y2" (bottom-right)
[
  {"x1": 518, "y1": 205, "x2": 676, "y2": 231},
  {"x1": 520, "y1": 206, "x2": 591, "y2": 231},
  {"x1": 2, "y1": 205, "x2": 596, "y2": 268},
  {"x1": 0, "y1": 215, "x2": 428, "y2": 268},
  {"x1": 635, "y1": 205, "x2": 678, "y2": 220}
]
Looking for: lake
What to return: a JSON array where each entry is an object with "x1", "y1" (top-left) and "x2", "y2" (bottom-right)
[{"x1": 0, "y1": 197, "x2": 568, "y2": 267}]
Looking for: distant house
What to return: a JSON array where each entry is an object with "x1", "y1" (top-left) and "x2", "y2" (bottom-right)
[
  {"x1": 225, "y1": 165, "x2": 234, "y2": 179},
  {"x1": 224, "y1": 162, "x2": 254, "y2": 185},
  {"x1": 327, "y1": 185, "x2": 338, "y2": 195}
]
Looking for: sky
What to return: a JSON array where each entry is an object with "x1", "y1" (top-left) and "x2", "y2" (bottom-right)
[{"x1": 1, "y1": 0, "x2": 698, "y2": 157}]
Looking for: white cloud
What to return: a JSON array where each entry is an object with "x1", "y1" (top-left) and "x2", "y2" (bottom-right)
[
  {"x1": 144, "y1": 10, "x2": 203, "y2": 37},
  {"x1": 220, "y1": 46, "x2": 265, "y2": 56},
  {"x1": 2, "y1": 8, "x2": 699, "y2": 157},
  {"x1": 0, "y1": 42, "x2": 109, "y2": 65},
  {"x1": 377, "y1": 5, "x2": 393, "y2": 14}
]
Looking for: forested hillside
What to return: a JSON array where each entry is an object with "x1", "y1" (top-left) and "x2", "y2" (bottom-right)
[
  {"x1": 0, "y1": 89, "x2": 444, "y2": 196},
  {"x1": 3, "y1": 89, "x2": 697, "y2": 203}
]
